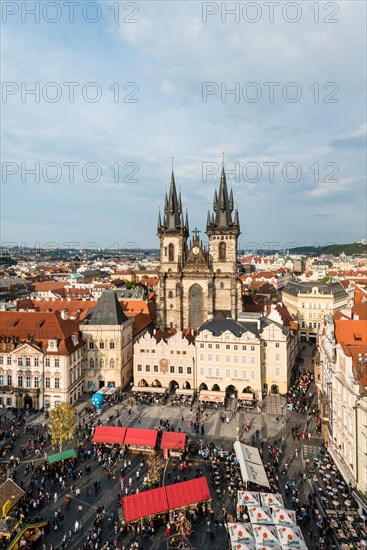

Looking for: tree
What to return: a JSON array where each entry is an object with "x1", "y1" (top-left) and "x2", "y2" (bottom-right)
[{"x1": 48, "y1": 402, "x2": 76, "y2": 452}]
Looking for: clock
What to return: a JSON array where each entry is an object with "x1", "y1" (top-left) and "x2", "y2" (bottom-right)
[{"x1": 192, "y1": 246, "x2": 200, "y2": 255}]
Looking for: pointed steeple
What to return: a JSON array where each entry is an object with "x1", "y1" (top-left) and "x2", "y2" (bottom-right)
[
  {"x1": 178, "y1": 192, "x2": 182, "y2": 216},
  {"x1": 157, "y1": 167, "x2": 189, "y2": 237},
  {"x1": 206, "y1": 163, "x2": 240, "y2": 235},
  {"x1": 234, "y1": 209, "x2": 240, "y2": 230},
  {"x1": 185, "y1": 209, "x2": 189, "y2": 234},
  {"x1": 157, "y1": 210, "x2": 163, "y2": 234}
]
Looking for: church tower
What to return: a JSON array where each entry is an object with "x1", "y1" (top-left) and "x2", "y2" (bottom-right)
[
  {"x1": 156, "y1": 171, "x2": 189, "y2": 329},
  {"x1": 206, "y1": 165, "x2": 242, "y2": 319}
]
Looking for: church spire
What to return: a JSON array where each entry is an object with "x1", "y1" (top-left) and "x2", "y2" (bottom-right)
[
  {"x1": 157, "y1": 166, "x2": 189, "y2": 237},
  {"x1": 206, "y1": 162, "x2": 240, "y2": 235}
]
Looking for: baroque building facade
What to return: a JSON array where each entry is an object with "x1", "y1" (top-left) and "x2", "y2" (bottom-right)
[{"x1": 156, "y1": 166, "x2": 242, "y2": 331}]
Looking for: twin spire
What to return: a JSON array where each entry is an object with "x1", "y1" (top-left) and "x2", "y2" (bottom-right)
[
  {"x1": 207, "y1": 166, "x2": 240, "y2": 232},
  {"x1": 157, "y1": 164, "x2": 240, "y2": 236},
  {"x1": 157, "y1": 171, "x2": 189, "y2": 235}
]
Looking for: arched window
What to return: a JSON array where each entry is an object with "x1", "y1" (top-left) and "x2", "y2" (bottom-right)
[
  {"x1": 99, "y1": 358, "x2": 104, "y2": 369},
  {"x1": 109, "y1": 340, "x2": 115, "y2": 349},
  {"x1": 168, "y1": 290, "x2": 174, "y2": 299},
  {"x1": 89, "y1": 358, "x2": 94, "y2": 369},
  {"x1": 99, "y1": 340, "x2": 104, "y2": 349},
  {"x1": 219, "y1": 241, "x2": 226, "y2": 261},
  {"x1": 220, "y1": 282, "x2": 224, "y2": 289},
  {"x1": 109, "y1": 358, "x2": 115, "y2": 369},
  {"x1": 189, "y1": 284, "x2": 204, "y2": 329},
  {"x1": 168, "y1": 243, "x2": 174, "y2": 261}
]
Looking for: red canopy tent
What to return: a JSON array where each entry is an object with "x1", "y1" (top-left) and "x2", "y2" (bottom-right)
[
  {"x1": 122, "y1": 486, "x2": 168, "y2": 523},
  {"x1": 160, "y1": 432, "x2": 187, "y2": 452},
  {"x1": 166, "y1": 477, "x2": 211, "y2": 510},
  {"x1": 124, "y1": 428, "x2": 158, "y2": 447},
  {"x1": 120, "y1": 477, "x2": 211, "y2": 524},
  {"x1": 93, "y1": 426, "x2": 126, "y2": 444}
]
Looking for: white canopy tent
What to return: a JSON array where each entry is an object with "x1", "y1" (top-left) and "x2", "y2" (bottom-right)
[{"x1": 234, "y1": 442, "x2": 270, "y2": 488}]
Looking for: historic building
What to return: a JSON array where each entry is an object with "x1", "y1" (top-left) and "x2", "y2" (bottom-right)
[
  {"x1": 81, "y1": 291, "x2": 134, "y2": 392},
  {"x1": 282, "y1": 281, "x2": 349, "y2": 342},
  {"x1": 0, "y1": 311, "x2": 84, "y2": 410},
  {"x1": 156, "y1": 166, "x2": 242, "y2": 331}
]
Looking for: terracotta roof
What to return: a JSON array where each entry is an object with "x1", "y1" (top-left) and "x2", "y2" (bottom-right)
[
  {"x1": 351, "y1": 302, "x2": 367, "y2": 321},
  {"x1": 32, "y1": 281, "x2": 67, "y2": 292},
  {"x1": 0, "y1": 311, "x2": 83, "y2": 355},
  {"x1": 132, "y1": 313, "x2": 153, "y2": 337},
  {"x1": 334, "y1": 319, "x2": 367, "y2": 346}
]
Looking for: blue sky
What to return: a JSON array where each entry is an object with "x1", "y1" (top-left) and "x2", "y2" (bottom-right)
[{"x1": 1, "y1": 0, "x2": 366, "y2": 250}]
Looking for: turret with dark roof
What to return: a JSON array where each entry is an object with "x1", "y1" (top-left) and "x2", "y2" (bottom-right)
[
  {"x1": 158, "y1": 171, "x2": 188, "y2": 236},
  {"x1": 206, "y1": 166, "x2": 240, "y2": 234},
  {"x1": 88, "y1": 290, "x2": 128, "y2": 325}
]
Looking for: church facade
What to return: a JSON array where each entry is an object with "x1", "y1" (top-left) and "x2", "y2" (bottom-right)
[{"x1": 156, "y1": 166, "x2": 242, "y2": 331}]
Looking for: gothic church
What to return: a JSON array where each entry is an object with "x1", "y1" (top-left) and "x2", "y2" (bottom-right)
[{"x1": 156, "y1": 166, "x2": 242, "y2": 330}]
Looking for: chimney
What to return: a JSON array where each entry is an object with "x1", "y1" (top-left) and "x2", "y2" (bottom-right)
[{"x1": 61, "y1": 310, "x2": 68, "y2": 320}]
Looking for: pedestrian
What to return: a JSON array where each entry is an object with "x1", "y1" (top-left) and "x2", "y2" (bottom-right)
[{"x1": 54, "y1": 492, "x2": 58, "y2": 503}]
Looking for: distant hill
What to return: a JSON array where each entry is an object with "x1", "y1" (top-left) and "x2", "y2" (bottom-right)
[{"x1": 288, "y1": 243, "x2": 367, "y2": 256}]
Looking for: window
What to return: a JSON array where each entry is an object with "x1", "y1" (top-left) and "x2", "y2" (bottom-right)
[
  {"x1": 275, "y1": 342, "x2": 280, "y2": 348},
  {"x1": 200, "y1": 366, "x2": 204, "y2": 376},
  {"x1": 226, "y1": 355, "x2": 230, "y2": 363},
  {"x1": 275, "y1": 353, "x2": 280, "y2": 361},
  {"x1": 18, "y1": 357, "x2": 22, "y2": 366},
  {"x1": 226, "y1": 369, "x2": 230, "y2": 378},
  {"x1": 263, "y1": 352, "x2": 267, "y2": 359},
  {"x1": 301, "y1": 322, "x2": 305, "y2": 328},
  {"x1": 242, "y1": 345, "x2": 247, "y2": 351},
  {"x1": 45, "y1": 377, "x2": 50, "y2": 388},
  {"x1": 182, "y1": 351, "x2": 186, "y2": 355},
  {"x1": 208, "y1": 354, "x2": 212, "y2": 362},
  {"x1": 45, "y1": 358, "x2": 50, "y2": 367},
  {"x1": 0, "y1": 357, "x2": 3, "y2": 365},
  {"x1": 200, "y1": 343, "x2": 204, "y2": 348},
  {"x1": 242, "y1": 356, "x2": 247, "y2": 364},
  {"x1": 220, "y1": 282, "x2": 224, "y2": 289},
  {"x1": 219, "y1": 241, "x2": 226, "y2": 261},
  {"x1": 234, "y1": 345, "x2": 238, "y2": 351},
  {"x1": 55, "y1": 378, "x2": 60, "y2": 388},
  {"x1": 250, "y1": 356, "x2": 255, "y2": 364},
  {"x1": 313, "y1": 322, "x2": 317, "y2": 328},
  {"x1": 0, "y1": 375, "x2": 3, "y2": 386},
  {"x1": 251, "y1": 346, "x2": 255, "y2": 351},
  {"x1": 34, "y1": 377, "x2": 39, "y2": 388},
  {"x1": 26, "y1": 376, "x2": 31, "y2": 388},
  {"x1": 109, "y1": 359, "x2": 115, "y2": 369},
  {"x1": 208, "y1": 367, "x2": 213, "y2": 377},
  {"x1": 215, "y1": 355, "x2": 220, "y2": 362},
  {"x1": 215, "y1": 368, "x2": 220, "y2": 377},
  {"x1": 55, "y1": 358, "x2": 60, "y2": 367},
  {"x1": 7, "y1": 375, "x2": 12, "y2": 386},
  {"x1": 154, "y1": 365, "x2": 158, "y2": 373},
  {"x1": 99, "y1": 340, "x2": 104, "y2": 349},
  {"x1": 137, "y1": 364, "x2": 142, "y2": 372},
  {"x1": 208, "y1": 344, "x2": 212, "y2": 349},
  {"x1": 7, "y1": 356, "x2": 11, "y2": 365},
  {"x1": 275, "y1": 367, "x2": 280, "y2": 376},
  {"x1": 168, "y1": 243, "x2": 174, "y2": 261},
  {"x1": 226, "y1": 345, "x2": 230, "y2": 350},
  {"x1": 233, "y1": 369, "x2": 238, "y2": 379},
  {"x1": 234, "y1": 356, "x2": 238, "y2": 363},
  {"x1": 242, "y1": 370, "x2": 246, "y2": 380},
  {"x1": 200, "y1": 354, "x2": 204, "y2": 361},
  {"x1": 216, "y1": 344, "x2": 220, "y2": 349},
  {"x1": 89, "y1": 358, "x2": 94, "y2": 369},
  {"x1": 178, "y1": 366, "x2": 183, "y2": 374},
  {"x1": 263, "y1": 342, "x2": 267, "y2": 347},
  {"x1": 169, "y1": 365, "x2": 174, "y2": 373},
  {"x1": 187, "y1": 366, "x2": 192, "y2": 375},
  {"x1": 18, "y1": 375, "x2": 23, "y2": 387},
  {"x1": 251, "y1": 371, "x2": 255, "y2": 380},
  {"x1": 34, "y1": 357, "x2": 39, "y2": 366},
  {"x1": 109, "y1": 340, "x2": 115, "y2": 349},
  {"x1": 25, "y1": 357, "x2": 31, "y2": 366},
  {"x1": 146, "y1": 365, "x2": 151, "y2": 372},
  {"x1": 89, "y1": 340, "x2": 94, "y2": 349},
  {"x1": 99, "y1": 358, "x2": 104, "y2": 368}
]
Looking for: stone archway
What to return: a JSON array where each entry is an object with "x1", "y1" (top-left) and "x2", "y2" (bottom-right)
[
  {"x1": 199, "y1": 383, "x2": 208, "y2": 391},
  {"x1": 138, "y1": 379, "x2": 148, "y2": 387},
  {"x1": 271, "y1": 384, "x2": 279, "y2": 395},
  {"x1": 169, "y1": 380, "x2": 179, "y2": 392},
  {"x1": 212, "y1": 384, "x2": 221, "y2": 391},
  {"x1": 152, "y1": 379, "x2": 162, "y2": 387},
  {"x1": 183, "y1": 381, "x2": 191, "y2": 389},
  {"x1": 24, "y1": 395, "x2": 33, "y2": 410},
  {"x1": 188, "y1": 284, "x2": 204, "y2": 330}
]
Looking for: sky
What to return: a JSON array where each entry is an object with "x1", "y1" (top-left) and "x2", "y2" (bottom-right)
[{"x1": 1, "y1": 0, "x2": 366, "y2": 251}]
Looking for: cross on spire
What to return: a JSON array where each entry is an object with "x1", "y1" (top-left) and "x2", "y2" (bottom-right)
[{"x1": 192, "y1": 227, "x2": 201, "y2": 240}]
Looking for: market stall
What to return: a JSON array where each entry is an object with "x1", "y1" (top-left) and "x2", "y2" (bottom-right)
[
  {"x1": 233, "y1": 441, "x2": 270, "y2": 488},
  {"x1": 92, "y1": 426, "x2": 126, "y2": 445},
  {"x1": 120, "y1": 477, "x2": 211, "y2": 525},
  {"x1": 172, "y1": 389, "x2": 195, "y2": 407},
  {"x1": 131, "y1": 386, "x2": 168, "y2": 405},
  {"x1": 47, "y1": 448, "x2": 76, "y2": 464},
  {"x1": 124, "y1": 427, "x2": 158, "y2": 455},
  {"x1": 160, "y1": 432, "x2": 187, "y2": 459},
  {"x1": 237, "y1": 392, "x2": 256, "y2": 408}
]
